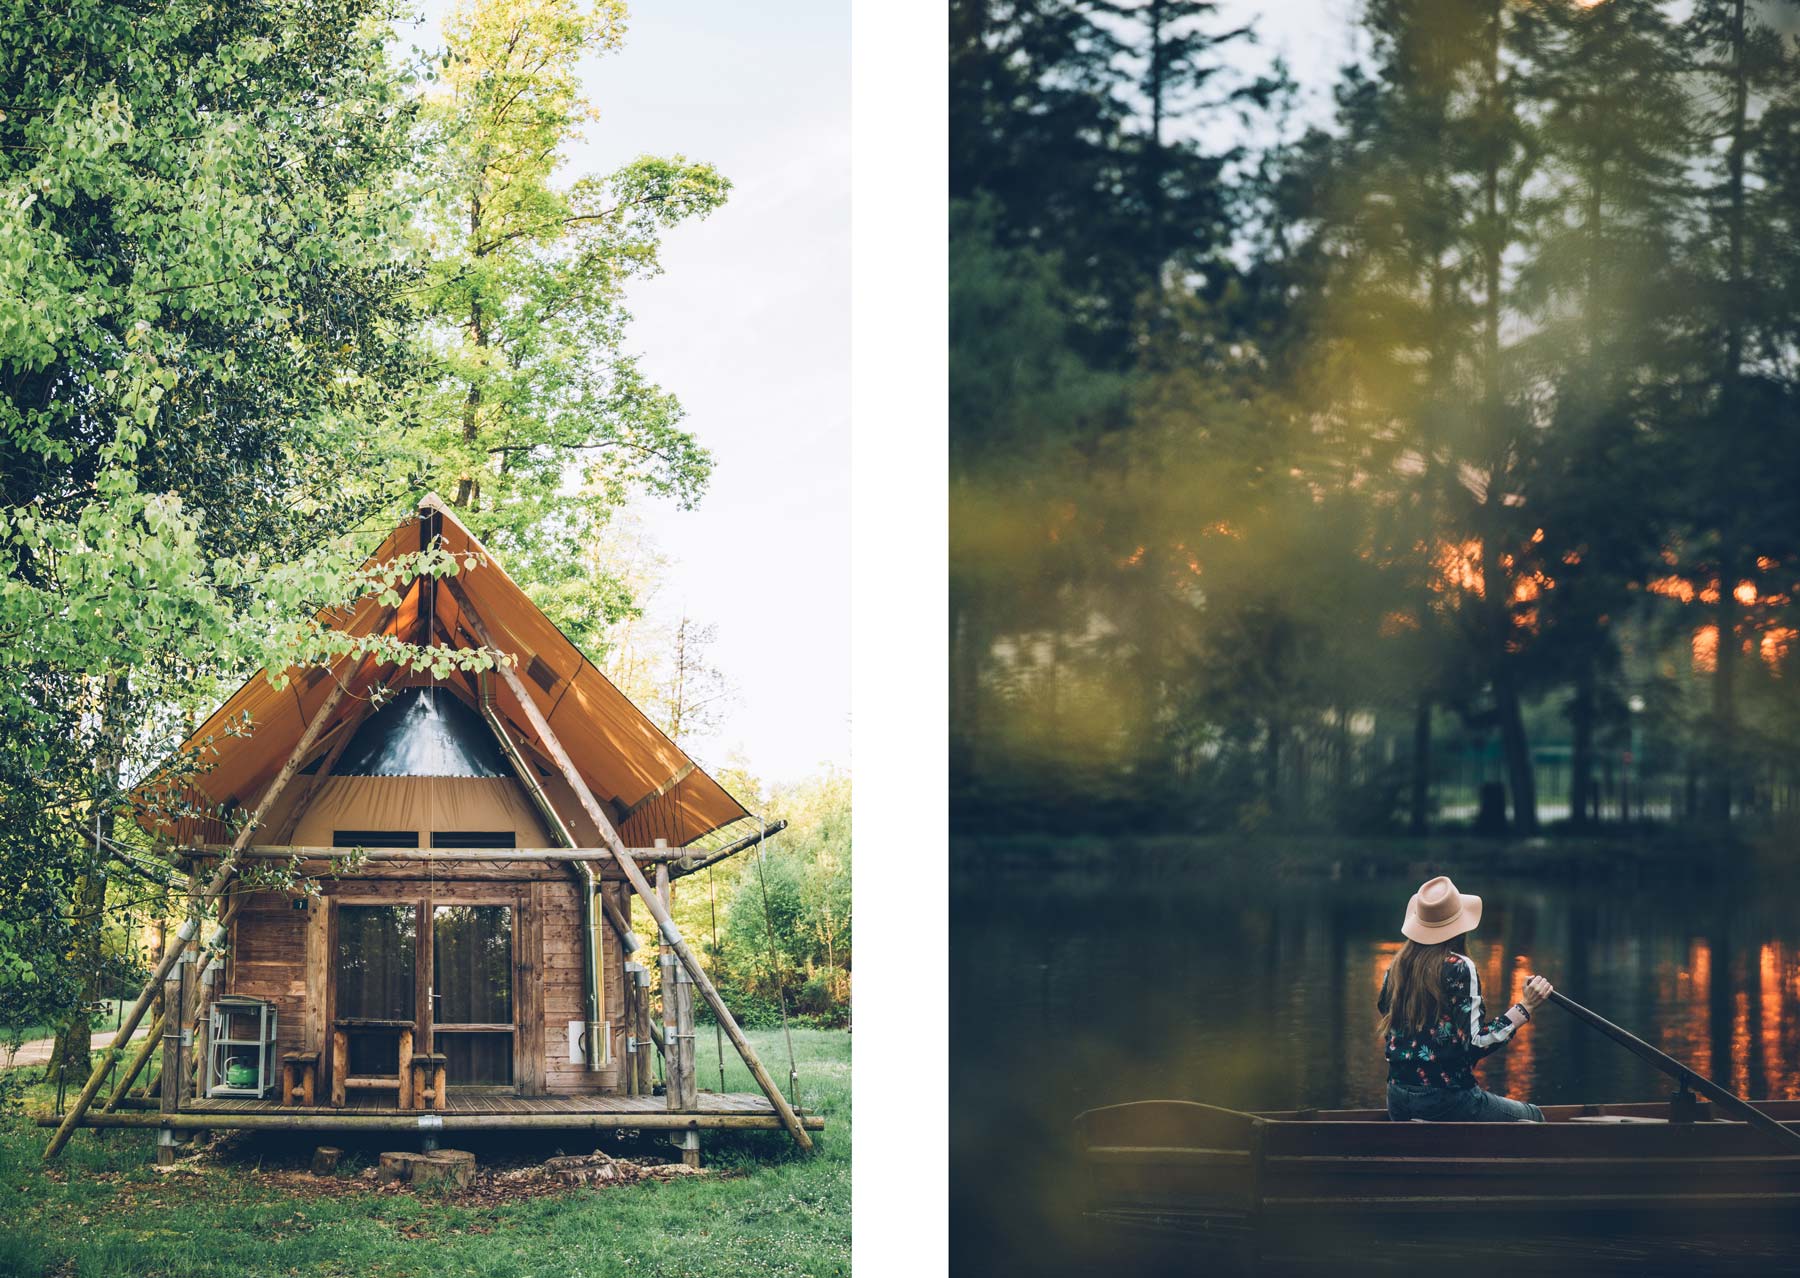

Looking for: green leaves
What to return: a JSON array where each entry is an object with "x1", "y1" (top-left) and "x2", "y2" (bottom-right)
[{"x1": 410, "y1": 0, "x2": 729, "y2": 641}]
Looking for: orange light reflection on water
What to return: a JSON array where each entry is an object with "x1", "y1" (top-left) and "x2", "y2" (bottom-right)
[{"x1": 1507, "y1": 953, "x2": 1535, "y2": 1095}]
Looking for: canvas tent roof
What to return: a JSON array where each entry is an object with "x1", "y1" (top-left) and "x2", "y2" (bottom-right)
[{"x1": 145, "y1": 495, "x2": 750, "y2": 849}]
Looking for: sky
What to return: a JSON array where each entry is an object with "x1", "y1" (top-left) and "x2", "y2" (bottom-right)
[{"x1": 408, "y1": 0, "x2": 851, "y2": 786}]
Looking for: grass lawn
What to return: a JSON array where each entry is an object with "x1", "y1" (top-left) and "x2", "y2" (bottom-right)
[{"x1": 0, "y1": 1028, "x2": 849, "y2": 1278}]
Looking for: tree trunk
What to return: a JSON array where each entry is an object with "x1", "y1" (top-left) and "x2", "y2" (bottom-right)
[
  {"x1": 1569, "y1": 666, "x2": 1595, "y2": 831},
  {"x1": 1706, "y1": 0, "x2": 1748, "y2": 833},
  {"x1": 1409, "y1": 698, "x2": 1431, "y2": 836},
  {"x1": 455, "y1": 194, "x2": 488, "y2": 511},
  {"x1": 1495, "y1": 666, "x2": 1538, "y2": 836},
  {"x1": 44, "y1": 868, "x2": 104, "y2": 1088},
  {"x1": 1264, "y1": 718, "x2": 1282, "y2": 815},
  {"x1": 1708, "y1": 553, "x2": 1738, "y2": 826},
  {"x1": 47, "y1": 677, "x2": 125, "y2": 1086}
]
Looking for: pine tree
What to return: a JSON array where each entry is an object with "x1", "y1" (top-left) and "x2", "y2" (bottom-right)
[{"x1": 1512, "y1": 0, "x2": 1693, "y2": 829}]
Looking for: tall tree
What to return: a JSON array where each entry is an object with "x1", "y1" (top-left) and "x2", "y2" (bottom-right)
[
  {"x1": 1085, "y1": 0, "x2": 1265, "y2": 301},
  {"x1": 1677, "y1": 0, "x2": 1800, "y2": 827},
  {"x1": 1512, "y1": 0, "x2": 1692, "y2": 829},
  {"x1": 0, "y1": 0, "x2": 451, "y2": 1081},
  {"x1": 420, "y1": 0, "x2": 729, "y2": 638}
]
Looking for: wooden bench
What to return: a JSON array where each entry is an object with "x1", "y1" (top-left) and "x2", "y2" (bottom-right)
[
  {"x1": 280, "y1": 1051, "x2": 320, "y2": 1107},
  {"x1": 410, "y1": 1052, "x2": 449, "y2": 1112}
]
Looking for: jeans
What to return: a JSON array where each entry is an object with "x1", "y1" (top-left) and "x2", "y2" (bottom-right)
[{"x1": 1387, "y1": 1080, "x2": 1544, "y2": 1123}]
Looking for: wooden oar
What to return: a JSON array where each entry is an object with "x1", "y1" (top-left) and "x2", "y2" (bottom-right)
[{"x1": 1548, "y1": 990, "x2": 1800, "y2": 1152}]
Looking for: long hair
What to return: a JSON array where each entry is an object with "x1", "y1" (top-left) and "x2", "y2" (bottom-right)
[{"x1": 1377, "y1": 937, "x2": 1460, "y2": 1038}]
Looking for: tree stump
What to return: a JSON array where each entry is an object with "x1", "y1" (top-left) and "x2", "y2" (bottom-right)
[
  {"x1": 310, "y1": 1145, "x2": 342, "y2": 1177},
  {"x1": 410, "y1": 1150, "x2": 476, "y2": 1191},
  {"x1": 376, "y1": 1149, "x2": 476, "y2": 1190},
  {"x1": 543, "y1": 1151, "x2": 621, "y2": 1186}
]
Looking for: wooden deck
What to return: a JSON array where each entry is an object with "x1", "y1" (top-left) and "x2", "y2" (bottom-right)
[
  {"x1": 186, "y1": 1090, "x2": 783, "y2": 1117},
  {"x1": 43, "y1": 1090, "x2": 823, "y2": 1135}
]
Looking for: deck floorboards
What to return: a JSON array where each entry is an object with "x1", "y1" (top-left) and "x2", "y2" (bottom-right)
[{"x1": 185, "y1": 1089, "x2": 787, "y2": 1118}]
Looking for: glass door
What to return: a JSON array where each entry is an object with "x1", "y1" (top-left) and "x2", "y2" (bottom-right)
[
  {"x1": 432, "y1": 904, "x2": 515, "y2": 1086},
  {"x1": 333, "y1": 904, "x2": 418, "y2": 1080}
]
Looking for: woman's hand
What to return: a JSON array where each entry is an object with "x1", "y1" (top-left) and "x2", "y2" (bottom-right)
[{"x1": 1520, "y1": 974, "x2": 1554, "y2": 1013}]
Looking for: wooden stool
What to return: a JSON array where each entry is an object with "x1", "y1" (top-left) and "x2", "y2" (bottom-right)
[
  {"x1": 410, "y1": 1052, "x2": 449, "y2": 1112},
  {"x1": 281, "y1": 1052, "x2": 320, "y2": 1107}
]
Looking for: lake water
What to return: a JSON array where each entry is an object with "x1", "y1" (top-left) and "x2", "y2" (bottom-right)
[{"x1": 948, "y1": 848, "x2": 1800, "y2": 1274}]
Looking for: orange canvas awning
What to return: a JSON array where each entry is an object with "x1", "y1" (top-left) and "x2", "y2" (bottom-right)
[{"x1": 141, "y1": 495, "x2": 750, "y2": 849}]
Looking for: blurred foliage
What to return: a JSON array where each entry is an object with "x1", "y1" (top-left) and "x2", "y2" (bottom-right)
[
  {"x1": 950, "y1": 0, "x2": 1800, "y2": 842},
  {"x1": 644, "y1": 770, "x2": 852, "y2": 1029}
]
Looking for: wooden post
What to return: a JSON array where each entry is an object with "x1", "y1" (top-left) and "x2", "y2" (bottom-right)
[
  {"x1": 155, "y1": 957, "x2": 189, "y2": 1165},
  {"x1": 655, "y1": 860, "x2": 686, "y2": 1108},
  {"x1": 397, "y1": 1028, "x2": 414, "y2": 1109},
  {"x1": 442, "y1": 575, "x2": 812, "y2": 1150},
  {"x1": 193, "y1": 953, "x2": 221, "y2": 1099},
  {"x1": 621, "y1": 966, "x2": 638, "y2": 1096},
  {"x1": 45, "y1": 671, "x2": 353, "y2": 1158},
  {"x1": 161, "y1": 961, "x2": 186, "y2": 1116},
  {"x1": 101, "y1": 1011, "x2": 163, "y2": 1113},
  {"x1": 634, "y1": 965, "x2": 654, "y2": 1094},
  {"x1": 330, "y1": 1030, "x2": 348, "y2": 1107},
  {"x1": 657, "y1": 856, "x2": 697, "y2": 1113}
]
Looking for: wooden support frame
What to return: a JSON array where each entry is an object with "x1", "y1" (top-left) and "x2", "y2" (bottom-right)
[
  {"x1": 101, "y1": 1011, "x2": 165, "y2": 1113},
  {"x1": 441, "y1": 575, "x2": 814, "y2": 1151},
  {"x1": 45, "y1": 670, "x2": 353, "y2": 1159},
  {"x1": 671, "y1": 819, "x2": 788, "y2": 878}
]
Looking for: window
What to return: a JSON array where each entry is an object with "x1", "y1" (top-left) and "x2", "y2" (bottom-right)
[
  {"x1": 333, "y1": 830, "x2": 420, "y2": 849},
  {"x1": 430, "y1": 831, "x2": 517, "y2": 849},
  {"x1": 334, "y1": 905, "x2": 417, "y2": 1022}
]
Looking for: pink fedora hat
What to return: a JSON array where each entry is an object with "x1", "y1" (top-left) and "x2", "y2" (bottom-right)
[{"x1": 1402, "y1": 875, "x2": 1482, "y2": 944}]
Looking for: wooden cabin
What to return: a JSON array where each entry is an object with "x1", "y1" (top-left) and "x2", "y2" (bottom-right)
[{"x1": 43, "y1": 496, "x2": 818, "y2": 1164}]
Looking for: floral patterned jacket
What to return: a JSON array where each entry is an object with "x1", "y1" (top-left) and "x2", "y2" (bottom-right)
[{"x1": 1379, "y1": 951, "x2": 1529, "y2": 1090}]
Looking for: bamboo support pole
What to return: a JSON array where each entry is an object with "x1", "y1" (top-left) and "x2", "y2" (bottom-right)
[
  {"x1": 671, "y1": 819, "x2": 788, "y2": 877},
  {"x1": 101, "y1": 1011, "x2": 164, "y2": 1113},
  {"x1": 442, "y1": 576, "x2": 813, "y2": 1151},
  {"x1": 600, "y1": 892, "x2": 643, "y2": 954},
  {"x1": 44, "y1": 671, "x2": 352, "y2": 1159},
  {"x1": 36, "y1": 1110, "x2": 823, "y2": 1133}
]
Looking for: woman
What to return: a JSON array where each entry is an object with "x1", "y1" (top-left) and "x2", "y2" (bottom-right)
[{"x1": 1378, "y1": 874, "x2": 1554, "y2": 1122}]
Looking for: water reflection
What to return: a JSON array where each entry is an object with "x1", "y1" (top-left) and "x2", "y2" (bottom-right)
[{"x1": 950, "y1": 859, "x2": 1800, "y2": 1275}]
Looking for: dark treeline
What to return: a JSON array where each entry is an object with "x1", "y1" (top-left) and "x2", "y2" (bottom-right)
[{"x1": 950, "y1": 0, "x2": 1800, "y2": 839}]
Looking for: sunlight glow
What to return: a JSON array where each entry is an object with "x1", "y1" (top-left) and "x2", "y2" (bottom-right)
[{"x1": 1693, "y1": 624, "x2": 1719, "y2": 673}]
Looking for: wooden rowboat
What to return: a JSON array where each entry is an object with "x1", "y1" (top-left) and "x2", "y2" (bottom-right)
[{"x1": 1076, "y1": 1095, "x2": 1800, "y2": 1247}]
